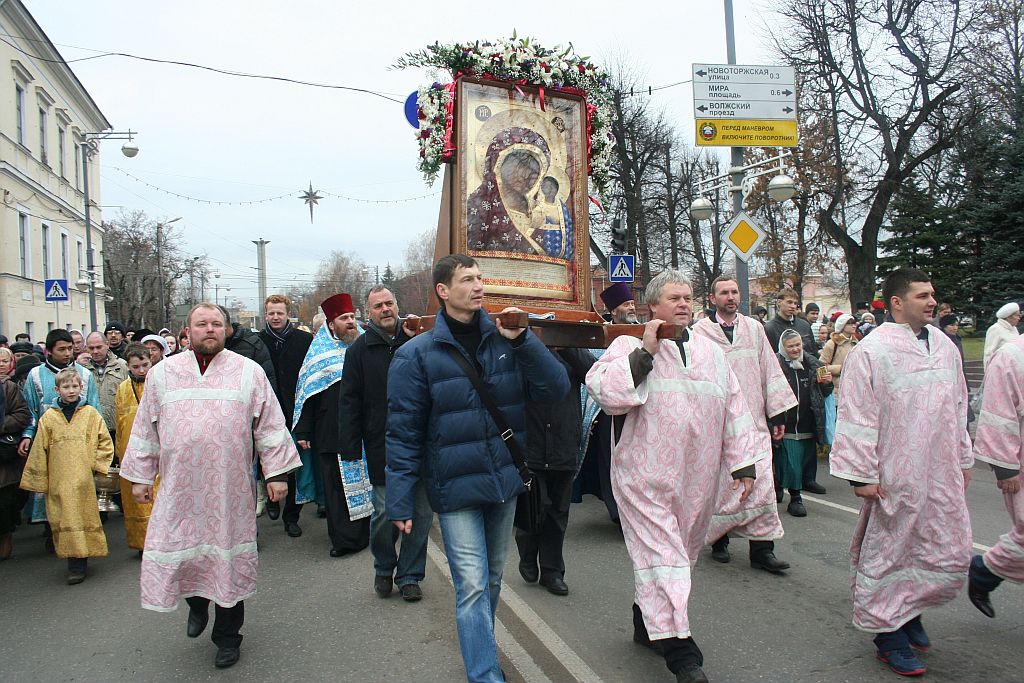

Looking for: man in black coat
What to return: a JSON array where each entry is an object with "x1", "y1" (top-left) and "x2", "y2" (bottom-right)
[
  {"x1": 516, "y1": 347, "x2": 595, "y2": 596},
  {"x1": 259, "y1": 295, "x2": 315, "y2": 536},
  {"x1": 764, "y1": 287, "x2": 818, "y2": 357},
  {"x1": 339, "y1": 286, "x2": 428, "y2": 601}
]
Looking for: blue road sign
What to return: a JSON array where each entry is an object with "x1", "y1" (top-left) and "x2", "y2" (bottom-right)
[
  {"x1": 44, "y1": 279, "x2": 69, "y2": 302},
  {"x1": 608, "y1": 255, "x2": 635, "y2": 283}
]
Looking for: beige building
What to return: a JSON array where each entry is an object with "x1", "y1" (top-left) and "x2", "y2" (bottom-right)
[{"x1": 0, "y1": 1, "x2": 111, "y2": 342}]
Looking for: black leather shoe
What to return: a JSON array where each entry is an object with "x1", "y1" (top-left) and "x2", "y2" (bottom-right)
[
  {"x1": 540, "y1": 576, "x2": 569, "y2": 596},
  {"x1": 400, "y1": 583, "x2": 423, "y2": 602},
  {"x1": 519, "y1": 559, "x2": 539, "y2": 583},
  {"x1": 186, "y1": 608, "x2": 209, "y2": 638},
  {"x1": 329, "y1": 548, "x2": 346, "y2": 558},
  {"x1": 751, "y1": 552, "x2": 791, "y2": 574},
  {"x1": 804, "y1": 481, "x2": 827, "y2": 495},
  {"x1": 214, "y1": 646, "x2": 240, "y2": 669},
  {"x1": 968, "y1": 581, "x2": 996, "y2": 618},
  {"x1": 675, "y1": 665, "x2": 709, "y2": 683},
  {"x1": 266, "y1": 501, "x2": 281, "y2": 520},
  {"x1": 788, "y1": 499, "x2": 807, "y2": 517},
  {"x1": 374, "y1": 574, "x2": 393, "y2": 598},
  {"x1": 284, "y1": 522, "x2": 302, "y2": 538},
  {"x1": 711, "y1": 538, "x2": 730, "y2": 564}
]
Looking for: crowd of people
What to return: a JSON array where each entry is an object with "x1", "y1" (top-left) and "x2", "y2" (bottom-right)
[{"x1": 0, "y1": 256, "x2": 1021, "y2": 683}]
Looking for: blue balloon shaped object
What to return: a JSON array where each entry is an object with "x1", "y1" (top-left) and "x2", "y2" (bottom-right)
[{"x1": 404, "y1": 91, "x2": 419, "y2": 128}]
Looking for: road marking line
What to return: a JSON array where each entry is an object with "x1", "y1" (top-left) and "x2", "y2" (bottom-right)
[
  {"x1": 802, "y1": 494, "x2": 992, "y2": 552},
  {"x1": 426, "y1": 537, "x2": 602, "y2": 683}
]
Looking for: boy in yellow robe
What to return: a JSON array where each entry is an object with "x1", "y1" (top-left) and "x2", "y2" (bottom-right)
[
  {"x1": 115, "y1": 343, "x2": 155, "y2": 552},
  {"x1": 21, "y1": 367, "x2": 113, "y2": 584}
]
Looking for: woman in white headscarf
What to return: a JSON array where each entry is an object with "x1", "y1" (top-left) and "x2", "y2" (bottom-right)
[{"x1": 984, "y1": 302, "x2": 1021, "y2": 370}]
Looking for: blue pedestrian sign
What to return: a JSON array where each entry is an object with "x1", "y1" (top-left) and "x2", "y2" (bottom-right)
[
  {"x1": 608, "y1": 255, "x2": 635, "y2": 283},
  {"x1": 44, "y1": 279, "x2": 69, "y2": 302}
]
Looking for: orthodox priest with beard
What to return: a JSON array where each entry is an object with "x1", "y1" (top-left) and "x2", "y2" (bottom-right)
[
  {"x1": 293, "y1": 293, "x2": 372, "y2": 557},
  {"x1": 120, "y1": 304, "x2": 300, "y2": 669}
]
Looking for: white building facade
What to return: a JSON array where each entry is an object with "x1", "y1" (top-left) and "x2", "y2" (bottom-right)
[{"x1": 0, "y1": 0, "x2": 110, "y2": 341}]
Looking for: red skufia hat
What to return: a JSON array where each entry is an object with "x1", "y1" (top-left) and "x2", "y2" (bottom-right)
[
  {"x1": 830, "y1": 311, "x2": 844, "y2": 323},
  {"x1": 871, "y1": 300, "x2": 885, "y2": 311},
  {"x1": 321, "y1": 293, "x2": 354, "y2": 321}
]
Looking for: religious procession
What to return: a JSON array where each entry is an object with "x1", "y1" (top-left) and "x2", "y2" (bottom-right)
[{"x1": 2, "y1": 3, "x2": 1023, "y2": 682}]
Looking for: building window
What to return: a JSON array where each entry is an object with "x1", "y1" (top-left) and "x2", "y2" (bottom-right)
[
  {"x1": 25, "y1": 322, "x2": 34, "y2": 342},
  {"x1": 74, "y1": 143, "x2": 81, "y2": 189},
  {"x1": 18, "y1": 213, "x2": 30, "y2": 277},
  {"x1": 58, "y1": 125, "x2": 66, "y2": 178},
  {"x1": 38, "y1": 108, "x2": 47, "y2": 165},
  {"x1": 15, "y1": 84, "x2": 25, "y2": 145},
  {"x1": 61, "y1": 232, "x2": 69, "y2": 278},
  {"x1": 41, "y1": 223, "x2": 50, "y2": 279},
  {"x1": 76, "y1": 239, "x2": 84, "y2": 277}
]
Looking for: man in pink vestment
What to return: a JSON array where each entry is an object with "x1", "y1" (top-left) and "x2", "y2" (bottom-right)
[
  {"x1": 121, "y1": 303, "x2": 301, "y2": 670},
  {"x1": 829, "y1": 268, "x2": 973, "y2": 677},
  {"x1": 693, "y1": 276, "x2": 797, "y2": 573},
  {"x1": 586, "y1": 270, "x2": 759, "y2": 683},
  {"x1": 969, "y1": 335, "x2": 1024, "y2": 618}
]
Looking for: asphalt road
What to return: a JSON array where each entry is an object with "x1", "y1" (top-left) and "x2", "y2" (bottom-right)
[{"x1": 2, "y1": 463, "x2": 1020, "y2": 682}]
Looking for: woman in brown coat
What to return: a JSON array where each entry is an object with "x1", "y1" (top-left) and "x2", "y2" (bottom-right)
[{"x1": 1, "y1": 374, "x2": 31, "y2": 559}]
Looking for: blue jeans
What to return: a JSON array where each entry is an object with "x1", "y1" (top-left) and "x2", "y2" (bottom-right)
[
  {"x1": 437, "y1": 499, "x2": 516, "y2": 683},
  {"x1": 370, "y1": 483, "x2": 432, "y2": 586}
]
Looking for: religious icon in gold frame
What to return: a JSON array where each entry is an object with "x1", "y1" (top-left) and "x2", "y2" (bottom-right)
[{"x1": 455, "y1": 77, "x2": 589, "y2": 310}]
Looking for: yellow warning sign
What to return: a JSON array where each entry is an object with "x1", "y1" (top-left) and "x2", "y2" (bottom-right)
[
  {"x1": 723, "y1": 211, "x2": 766, "y2": 262},
  {"x1": 695, "y1": 119, "x2": 799, "y2": 147}
]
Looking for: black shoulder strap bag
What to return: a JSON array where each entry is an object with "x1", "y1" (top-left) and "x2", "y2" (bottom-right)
[{"x1": 444, "y1": 345, "x2": 544, "y2": 533}]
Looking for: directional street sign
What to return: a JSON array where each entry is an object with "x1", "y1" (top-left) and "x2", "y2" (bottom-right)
[
  {"x1": 608, "y1": 255, "x2": 635, "y2": 283},
  {"x1": 44, "y1": 278, "x2": 69, "y2": 302},
  {"x1": 722, "y1": 211, "x2": 767, "y2": 263},
  {"x1": 692, "y1": 63, "x2": 799, "y2": 147}
]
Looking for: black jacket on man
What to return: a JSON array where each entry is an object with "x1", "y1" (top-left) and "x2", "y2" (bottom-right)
[
  {"x1": 524, "y1": 348, "x2": 595, "y2": 472},
  {"x1": 259, "y1": 326, "x2": 313, "y2": 429},
  {"x1": 338, "y1": 322, "x2": 411, "y2": 485},
  {"x1": 226, "y1": 323, "x2": 278, "y2": 395},
  {"x1": 764, "y1": 314, "x2": 818, "y2": 356}
]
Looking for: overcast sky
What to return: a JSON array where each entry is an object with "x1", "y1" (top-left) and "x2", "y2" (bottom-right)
[{"x1": 25, "y1": 0, "x2": 775, "y2": 310}]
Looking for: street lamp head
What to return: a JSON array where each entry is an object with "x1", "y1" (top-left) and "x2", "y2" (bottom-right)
[
  {"x1": 689, "y1": 196, "x2": 715, "y2": 222},
  {"x1": 121, "y1": 141, "x2": 139, "y2": 158},
  {"x1": 768, "y1": 174, "x2": 797, "y2": 202},
  {"x1": 76, "y1": 277, "x2": 91, "y2": 291}
]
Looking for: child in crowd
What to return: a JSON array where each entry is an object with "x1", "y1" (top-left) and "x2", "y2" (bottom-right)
[
  {"x1": 20, "y1": 367, "x2": 113, "y2": 584},
  {"x1": 115, "y1": 343, "x2": 156, "y2": 553}
]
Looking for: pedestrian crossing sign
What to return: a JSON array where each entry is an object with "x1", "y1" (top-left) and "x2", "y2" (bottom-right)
[
  {"x1": 609, "y1": 255, "x2": 635, "y2": 283},
  {"x1": 44, "y1": 278, "x2": 69, "y2": 302}
]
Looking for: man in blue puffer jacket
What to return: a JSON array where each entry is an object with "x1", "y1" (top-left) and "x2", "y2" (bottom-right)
[{"x1": 386, "y1": 253, "x2": 569, "y2": 683}]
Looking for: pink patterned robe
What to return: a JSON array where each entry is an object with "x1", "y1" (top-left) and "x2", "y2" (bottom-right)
[
  {"x1": 586, "y1": 334, "x2": 761, "y2": 639},
  {"x1": 120, "y1": 350, "x2": 301, "y2": 611},
  {"x1": 693, "y1": 315, "x2": 796, "y2": 542},
  {"x1": 829, "y1": 323, "x2": 973, "y2": 632},
  {"x1": 974, "y1": 336, "x2": 1024, "y2": 583}
]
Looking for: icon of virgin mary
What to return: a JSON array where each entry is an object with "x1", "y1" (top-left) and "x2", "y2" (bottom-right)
[{"x1": 466, "y1": 127, "x2": 573, "y2": 260}]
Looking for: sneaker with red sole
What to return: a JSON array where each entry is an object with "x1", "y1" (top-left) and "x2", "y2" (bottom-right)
[{"x1": 876, "y1": 647, "x2": 927, "y2": 676}]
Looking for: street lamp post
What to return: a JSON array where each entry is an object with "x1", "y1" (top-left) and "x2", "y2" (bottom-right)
[
  {"x1": 689, "y1": 150, "x2": 796, "y2": 314},
  {"x1": 78, "y1": 130, "x2": 139, "y2": 331}
]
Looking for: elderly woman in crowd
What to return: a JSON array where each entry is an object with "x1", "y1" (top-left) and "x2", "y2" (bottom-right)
[
  {"x1": 0, "y1": 347, "x2": 15, "y2": 380},
  {"x1": 139, "y1": 334, "x2": 170, "y2": 365},
  {"x1": 775, "y1": 329, "x2": 833, "y2": 517},
  {"x1": 819, "y1": 313, "x2": 858, "y2": 445}
]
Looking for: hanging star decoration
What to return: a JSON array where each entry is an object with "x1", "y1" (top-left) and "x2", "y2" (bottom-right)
[{"x1": 300, "y1": 182, "x2": 323, "y2": 223}]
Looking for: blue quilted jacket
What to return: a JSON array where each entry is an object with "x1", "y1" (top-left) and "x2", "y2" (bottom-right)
[{"x1": 385, "y1": 311, "x2": 569, "y2": 518}]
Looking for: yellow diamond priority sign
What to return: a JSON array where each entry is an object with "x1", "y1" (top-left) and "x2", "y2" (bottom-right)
[{"x1": 724, "y1": 211, "x2": 766, "y2": 263}]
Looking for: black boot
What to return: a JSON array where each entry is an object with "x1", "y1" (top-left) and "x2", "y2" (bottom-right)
[
  {"x1": 710, "y1": 536, "x2": 730, "y2": 563},
  {"x1": 632, "y1": 603, "x2": 662, "y2": 654},
  {"x1": 968, "y1": 555, "x2": 1001, "y2": 618},
  {"x1": 749, "y1": 540, "x2": 790, "y2": 573}
]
